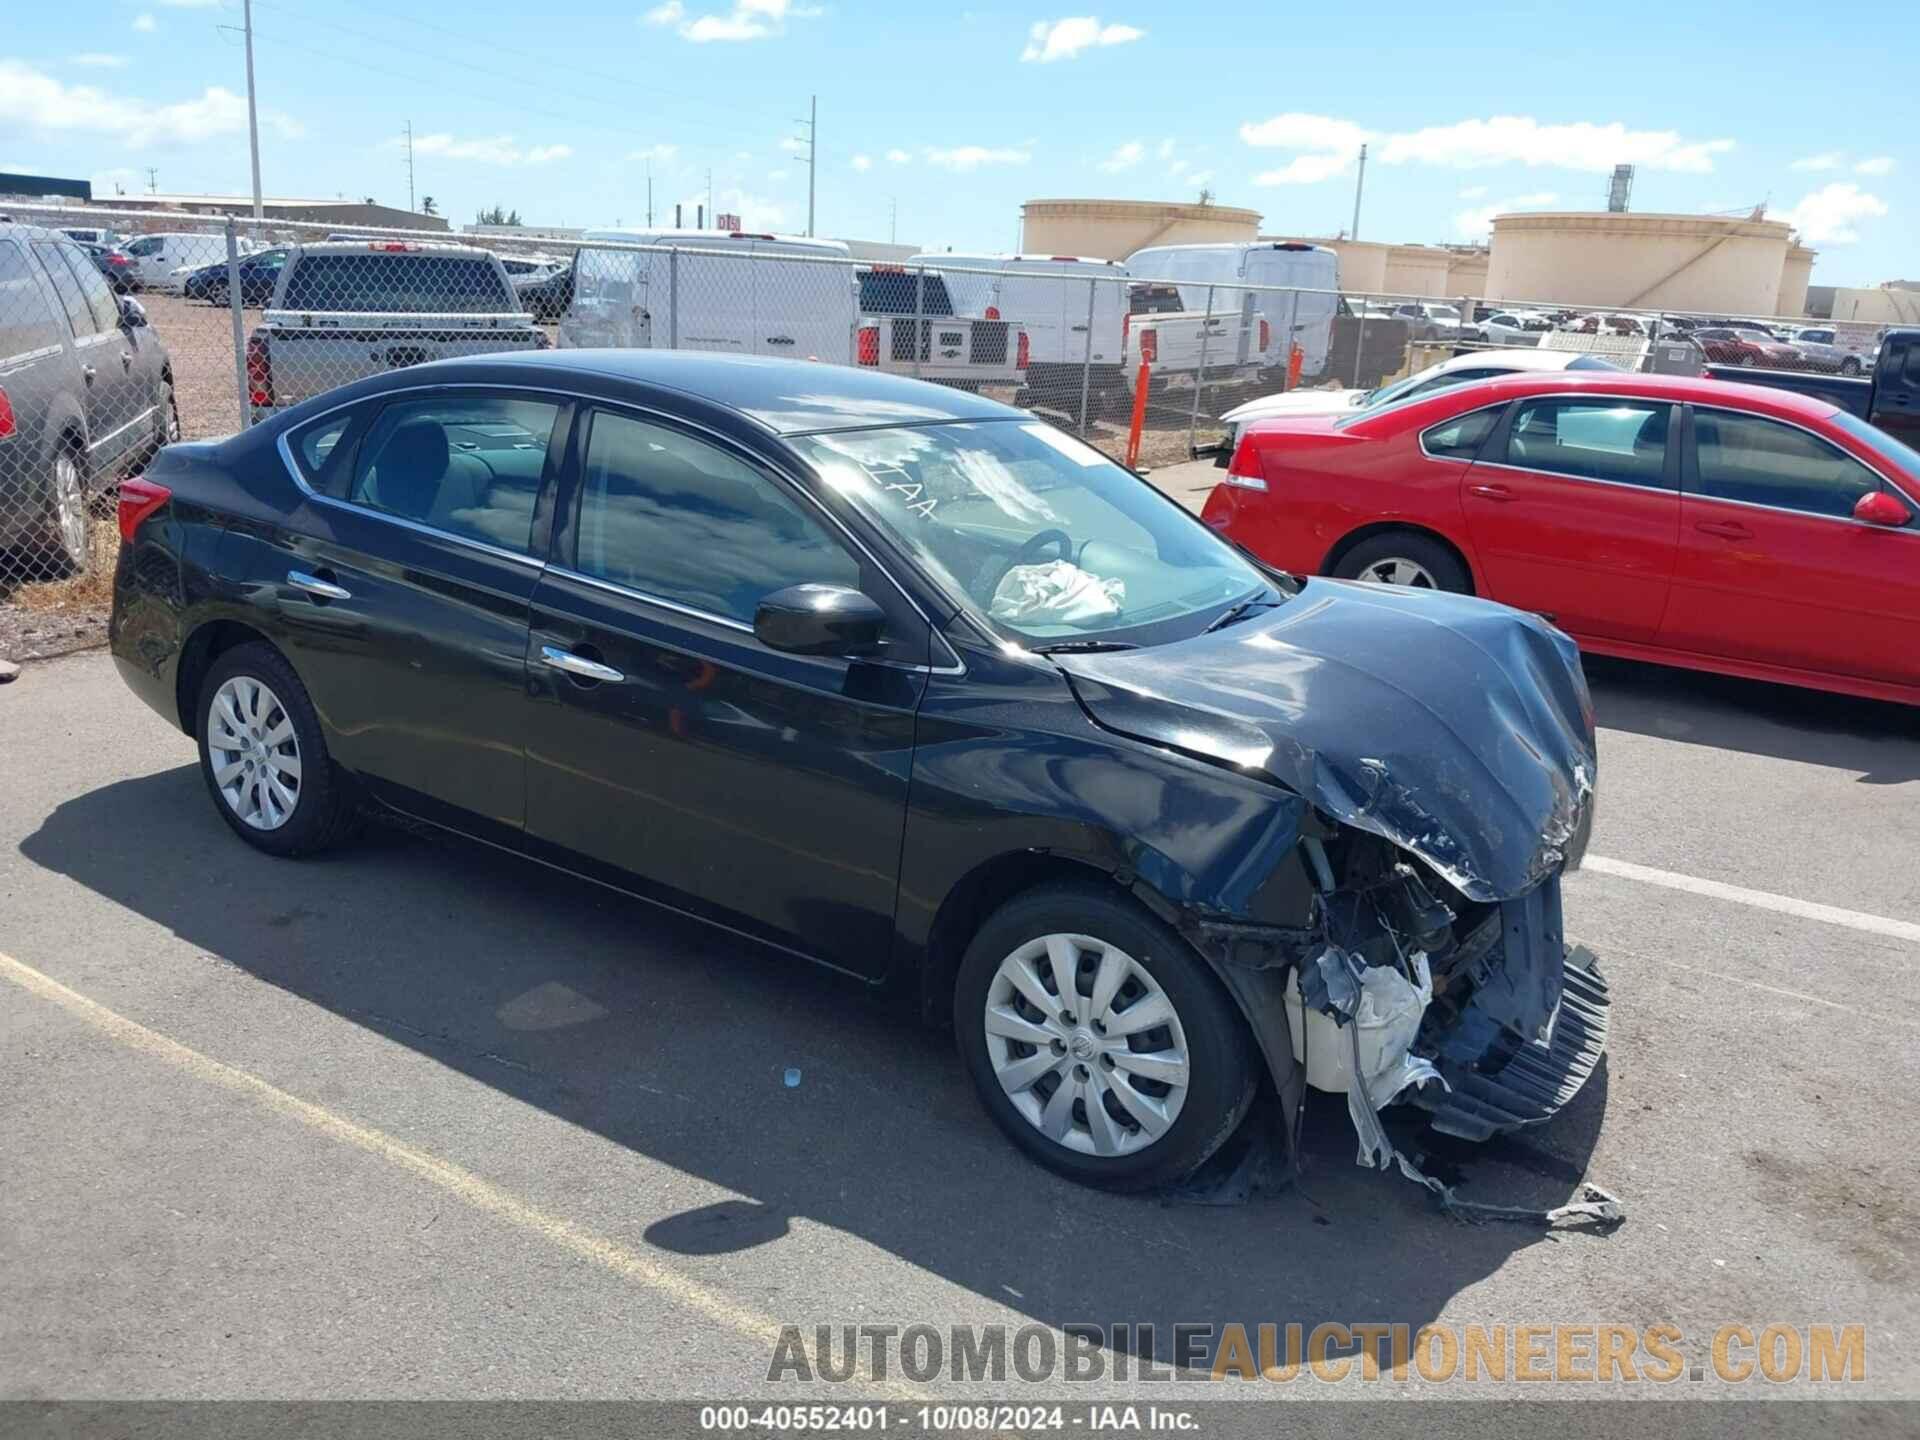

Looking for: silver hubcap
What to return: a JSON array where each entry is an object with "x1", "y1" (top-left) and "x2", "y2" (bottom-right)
[
  {"x1": 1357, "y1": 557, "x2": 1434, "y2": 587},
  {"x1": 208, "y1": 677, "x2": 302, "y2": 831},
  {"x1": 984, "y1": 933, "x2": 1190, "y2": 1157},
  {"x1": 52, "y1": 454, "x2": 86, "y2": 560},
  {"x1": 163, "y1": 393, "x2": 180, "y2": 443}
]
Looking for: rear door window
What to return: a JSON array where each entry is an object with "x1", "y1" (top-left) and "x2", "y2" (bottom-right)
[
  {"x1": 0, "y1": 240, "x2": 64, "y2": 355},
  {"x1": 348, "y1": 394, "x2": 562, "y2": 552},
  {"x1": 1690, "y1": 408, "x2": 1883, "y2": 519},
  {"x1": 31, "y1": 241, "x2": 99, "y2": 338},
  {"x1": 56, "y1": 244, "x2": 124, "y2": 332},
  {"x1": 1504, "y1": 398, "x2": 1672, "y2": 488}
]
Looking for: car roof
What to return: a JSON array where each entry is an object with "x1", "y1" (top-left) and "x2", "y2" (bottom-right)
[
  {"x1": 1406, "y1": 369, "x2": 1842, "y2": 422},
  {"x1": 292, "y1": 240, "x2": 499, "y2": 257},
  {"x1": 1433, "y1": 348, "x2": 1599, "y2": 374},
  {"x1": 306, "y1": 349, "x2": 1021, "y2": 437}
]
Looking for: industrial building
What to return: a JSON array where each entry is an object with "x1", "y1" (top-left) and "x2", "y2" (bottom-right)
[{"x1": 88, "y1": 193, "x2": 448, "y2": 233}]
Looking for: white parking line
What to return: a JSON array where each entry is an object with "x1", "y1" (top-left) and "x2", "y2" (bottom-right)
[{"x1": 1583, "y1": 855, "x2": 1920, "y2": 945}]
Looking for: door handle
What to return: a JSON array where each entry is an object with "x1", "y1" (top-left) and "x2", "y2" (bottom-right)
[
  {"x1": 1694, "y1": 519, "x2": 1752, "y2": 539},
  {"x1": 286, "y1": 569, "x2": 352, "y2": 601},
  {"x1": 82, "y1": 365, "x2": 96, "y2": 384},
  {"x1": 121, "y1": 351, "x2": 134, "y2": 369},
  {"x1": 1467, "y1": 483, "x2": 1515, "y2": 501},
  {"x1": 539, "y1": 645, "x2": 625, "y2": 684}
]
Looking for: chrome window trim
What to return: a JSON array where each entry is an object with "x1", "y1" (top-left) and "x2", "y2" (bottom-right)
[
  {"x1": 1686, "y1": 402, "x2": 1920, "y2": 528},
  {"x1": 271, "y1": 379, "x2": 966, "y2": 673}
]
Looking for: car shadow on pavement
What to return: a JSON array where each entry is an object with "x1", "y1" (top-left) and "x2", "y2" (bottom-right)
[
  {"x1": 1585, "y1": 656, "x2": 1920, "y2": 785},
  {"x1": 23, "y1": 765, "x2": 1614, "y2": 1372}
]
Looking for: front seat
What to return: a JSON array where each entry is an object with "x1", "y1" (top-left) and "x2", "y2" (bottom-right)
[{"x1": 367, "y1": 421, "x2": 450, "y2": 521}]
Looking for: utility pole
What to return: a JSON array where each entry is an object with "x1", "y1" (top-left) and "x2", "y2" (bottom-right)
[
  {"x1": 242, "y1": 0, "x2": 264, "y2": 232},
  {"x1": 1350, "y1": 143, "x2": 1367, "y2": 241},
  {"x1": 404, "y1": 121, "x2": 415, "y2": 213},
  {"x1": 793, "y1": 95, "x2": 816, "y2": 237},
  {"x1": 646, "y1": 160, "x2": 653, "y2": 227},
  {"x1": 706, "y1": 169, "x2": 713, "y2": 226},
  {"x1": 889, "y1": 197, "x2": 896, "y2": 245},
  {"x1": 145, "y1": 168, "x2": 159, "y2": 195}
]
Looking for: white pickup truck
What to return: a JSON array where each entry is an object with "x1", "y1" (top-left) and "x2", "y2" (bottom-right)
[
  {"x1": 246, "y1": 241, "x2": 546, "y2": 415},
  {"x1": 1117, "y1": 283, "x2": 1263, "y2": 402},
  {"x1": 854, "y1": 265, "x2": 1026, "y2": 389}
]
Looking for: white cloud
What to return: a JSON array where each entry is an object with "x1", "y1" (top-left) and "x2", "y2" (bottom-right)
[
  {"x1": 1241, "y1": 110, "x2": 1735, "y2": 181},
  {"x1": 1453, "y1": 190, "x2": 1558, "y2": 239},
  {"x1": 1020, "y1": 17, "x2": 1144, "y2": 62},
  {"x1": 1186, "y1": 169, "x2": 1212, "y2": 189},
  {"x1": 0, "y1": 59, "x2": 300, "y2": 146},
  {"x1": 925, "y1": 144, "x2": 1032, "y2": 171},
  {"x1": 647, "y1": 0, "x2": 820, "y2": 42},
  {"x1": 1457, "y1": 184, "x2": 1488, "y2": 199},
  {"x1": 1791, "y1": 152, "x2": 1843, "y2": 172},
  {"x1": 627, "y1": 143, "x2": 678, "y2": 163},
  {"x1": 1156, "y1": 137, "x2": 1176, "y2": 161},
  {"x1": 71, "y1": 53, "x2": 129, "y2": 68},
  {"x1": 404, "y1": 132, "x2": 572, "y2": 166},
  {"x1": 850, "y1": 153, "x2": 872, "y2": 172},
  {"x1": 1855, "y1": 155, "x2": 1895, "y2": 176},
  {"x1": 766, "y1": 168, "x2": 789, "y2": 181},
  {"x1": 885, "y1": 148, "x2": 910, "y2": 165},
  {"x1": 1780, "y1": 181, "x2": 1887, "y2": 246},
  {"x1": 1097, "y1": 140, "x2": 1143, "y2": 173},
  {"x1": 131, "y1": 13, "x2": 158, "y2": 31},
  {"x1": 680, "y1": 183, "x2": 787, "y2": 230},
  {"x1": 777, "y1": 136, "x2": 807, "y2": 155},
  {"x1": 157, "y1": 0, "x2": 221, "y2": 7}
]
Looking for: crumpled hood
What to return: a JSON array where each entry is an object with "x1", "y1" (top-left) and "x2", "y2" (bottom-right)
[
  {"x1": 1056, "y1": 580, "x2": 1597, "y2": 903},
  {"x1": 1222, "y1": 388, "x2": 1368, "y2": 425}
]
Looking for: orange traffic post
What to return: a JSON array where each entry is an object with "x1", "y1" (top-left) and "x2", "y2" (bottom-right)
[
  {"x1": 1287, "y1": 342, "x2": 1304, "y2": 390},
  {"x1": 1125, "y1": 361, "x2": 1151, "y2": 469}
]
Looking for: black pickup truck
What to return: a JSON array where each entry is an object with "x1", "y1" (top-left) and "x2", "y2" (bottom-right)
[{"x1": 1706, "y1": 326, "x2": 1918, "y2": 449}]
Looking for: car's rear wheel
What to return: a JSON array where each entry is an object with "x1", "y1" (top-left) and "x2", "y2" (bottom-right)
[
  {"x1": 1333, "y1": 531, "x2": 1471, "y2": 593},
  {"x1": 196, "y1": 643, "x2": 360, "y2": 857},
  {"x1": 29, "y1": 444, "x2": 91, "y2": 576},
  {"x1": 1841, "y1": 356, "x2": 1862, "y2": 377},
  {"x1": 955, "y1": 883, "x2": 1256, "y2": 1191}
]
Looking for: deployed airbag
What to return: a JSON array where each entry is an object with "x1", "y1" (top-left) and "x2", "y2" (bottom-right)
[{"x1": 990, "y1": 560, "x2": 1125, "y2": 626}]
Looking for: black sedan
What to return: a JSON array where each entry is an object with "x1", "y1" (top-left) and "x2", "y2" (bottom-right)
[
  {"x1": 180, "y1": 247, "x2": 287, "y2": 305},
  {"x1": 109, "y1": 352, "x2": 1606, "y2": 1190}
]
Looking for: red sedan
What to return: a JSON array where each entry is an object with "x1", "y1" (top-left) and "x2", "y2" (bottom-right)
[{"x1": 1203, "y1": 371, "x2": 1920, "y2": 705}]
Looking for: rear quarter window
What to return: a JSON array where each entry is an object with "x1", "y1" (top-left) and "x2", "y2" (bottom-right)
[
  {"x1": 0, "y1": 240, "x2": 64, "y2": 355},
  {"x1": 280, "y1": 254, "x2": 513, "y2": 313}
]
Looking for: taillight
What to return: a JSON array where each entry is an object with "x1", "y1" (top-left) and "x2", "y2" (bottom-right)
[
  {"x1": 0, "y1": 384, "x2": 14, "y2": 439},
  {"x1": 246, "y1": 331, "x2": 273, "y2": 407},
  {"x1": 1222, "y1": 437, "x2": 1268, "y2": 492},
  {"x1": 856, "y1": 325, "x2": 879, "y2": 366},
  {"x1": 117, "y1": 475, "x2": 172, "y2": 544},
  {"x1": 1139, "y1": 328, "x2": 1158, "y2": 364},
  {"x1": 1016, "y1": 331, "x2": 1030, "y2": 370},
  {"x1": 985, "y1": 305, "x2": 1000, "y2": 320},
  {"x1": 1259, "y1": 319, "x2": 1271, "y2": 352},
  {"x1": 1121, "y1": 312, "x2": 1130, "y2": 350}
]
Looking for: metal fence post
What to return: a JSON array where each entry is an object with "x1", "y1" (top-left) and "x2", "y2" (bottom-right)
[
  {"x1": 224, "y1": 217, "x2": 250, "y2": 430},
  {"x1": 1352, "y1": 294, "x2": 1368, "y2": 386},
  {"x1": 912, "y1": 264, "x2": 926, "y2": 380},
  {"x1": 1074, "y1": 278, "x2": 1098, "y2": 435},
  {"x1": 1187, "y1": 283, "x2": 1215, "y2": 455},
  {"x1": 667, "y1": 247, "x2": 679, "y2": 350}
]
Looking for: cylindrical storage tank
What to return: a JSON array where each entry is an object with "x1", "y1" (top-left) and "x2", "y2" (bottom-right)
[
  {"x1": 1485, "y1": 211, "x2": 1793, "y2": 313},
  {"x1": 1265, "y1": 236, "x2": 1392, "y2": 293},
  {"x1": 1776, "y1": 245, "x2": 1816, "y2": 317},
  {"x1": 1021, "y1": 199, "x2": 1260, "y2": 262},
  {"x1": 1446, "y1": 249, "x2": 1490, "y2": 301},
  {"x1": 1384, "y1": 245, "x2": 1451, "y2": 299}
]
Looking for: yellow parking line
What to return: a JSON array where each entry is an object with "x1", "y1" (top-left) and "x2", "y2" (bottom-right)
[{"x1": 0, "y1": 948, "x2": 924, "y2": 1400}]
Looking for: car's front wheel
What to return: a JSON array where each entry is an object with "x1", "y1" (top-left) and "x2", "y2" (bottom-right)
[
  {"x1": 195, "y1": 643, "x2": 360, "y2": 857},
  {"x1": 955, "y1": 883, "x2": 1257, "y2": 1190},
  {"x1": 1333, "y1": 530, "x2": 1472, "y2": 593}
]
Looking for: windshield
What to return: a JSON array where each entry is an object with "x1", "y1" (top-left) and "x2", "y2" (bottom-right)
[
  {"x1": 1360, "y1": 359, "x2": 1456, "y2": 410},
  {"x1": 790, "y1": 421, "x2": 1274, "y2": 644},
  {"x1": 1832, "y1": 410, "x2": 1920, "y2": 482}
]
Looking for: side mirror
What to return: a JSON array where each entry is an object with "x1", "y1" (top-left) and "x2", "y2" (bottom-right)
[
  {"x1": 754, "y1": 584, "x2": 886, "y2": 657},
  {"x1": 1854, "y1": 490, "x2": 1911, "y2": 527},
  {"x1": 119, "y1": 296, "x2": 148, "y2": 329}
]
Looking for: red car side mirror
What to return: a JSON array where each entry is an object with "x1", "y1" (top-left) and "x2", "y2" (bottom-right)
[{"x1": 1854, "y1": 491, "x2": 1911, "y2": 527}]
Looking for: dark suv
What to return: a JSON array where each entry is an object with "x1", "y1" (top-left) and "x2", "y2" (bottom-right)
[{"x1": 0, "y1": 224, "x2": 178, "y2": 576}]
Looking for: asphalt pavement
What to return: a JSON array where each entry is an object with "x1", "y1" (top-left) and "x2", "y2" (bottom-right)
[{"x1": 4, "y1": 584, "x2": 1919, "y2": 1414}]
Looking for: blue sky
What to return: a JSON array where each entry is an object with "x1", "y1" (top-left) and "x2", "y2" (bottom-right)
[{"x1": 4, "y1": 1, "x2": 1915, "y2": 286}]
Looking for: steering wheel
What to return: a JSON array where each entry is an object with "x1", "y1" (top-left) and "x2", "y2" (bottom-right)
[{"x1": 978, "y1": 528, "x2": 1075, "y2": 605}]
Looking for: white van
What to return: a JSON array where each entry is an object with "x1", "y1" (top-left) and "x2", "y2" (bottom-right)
[
  {"x1": 560, "y1": 229, "x2": 857, "y2": 362},
  {"x1": 121, "y1": 232, "x2": 232, "y2": 293},
  {"x1": 1123, "y1": 241, "x2": 1340, "y2": 380},
  {"x1": 915, "y1": 254, "x2": 1130, "y2": 414}
]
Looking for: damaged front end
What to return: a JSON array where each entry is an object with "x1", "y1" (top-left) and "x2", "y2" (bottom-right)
[{"x1": 1290, "y1": 825, "x2": 1609, "y2": 1149}]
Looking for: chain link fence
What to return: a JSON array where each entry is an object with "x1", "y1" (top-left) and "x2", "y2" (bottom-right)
[{"x1": 0, "y1": 199, "x2": 1898, "y2": 625}]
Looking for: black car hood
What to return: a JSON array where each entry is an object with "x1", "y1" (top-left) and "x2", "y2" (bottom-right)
[{"x1": 1056, "y1": 580, "x2": 1596, "y2": 903}]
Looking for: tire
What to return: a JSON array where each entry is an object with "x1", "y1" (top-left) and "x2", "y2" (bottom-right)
[
  {"x1": 149, "y1": 380, "x2": 181, "y2": 461},
  {"x1": 195, "y1": 643, "x2": 361, "y2": 858},
  {"x1": 30, "y1": 440, "x2": 91, "y2": 576},
  {"x1": 955, "y1": 881, "x2": 1257, "y2": 1191},
  {"x1": 1841, "y1": 357, "x2": 1862, "y2": 377},
  {"x1": 1737, "y1": 354, "x2": 1756, "y2": 367},
  {"x1": 1333, "y1": 530, "x2": 1471, "y2": 593}
]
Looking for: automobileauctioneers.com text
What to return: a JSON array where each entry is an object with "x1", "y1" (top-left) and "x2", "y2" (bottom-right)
[{"x1": 768, "y1": 1322, "x2": 1866, "y2": 1386}]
